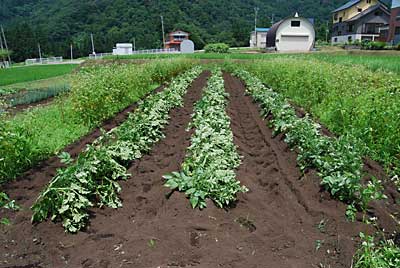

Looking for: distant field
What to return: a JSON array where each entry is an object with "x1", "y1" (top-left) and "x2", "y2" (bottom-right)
[
  {"x1": 105, "y1": 50, "x2": 400, "y2": 73},
  {"x1": 303, "y1": 51, "x2": 400, "y2": 74},
  {"x1": 0, "y1": 64, "x2": 78, "y2": 86}
]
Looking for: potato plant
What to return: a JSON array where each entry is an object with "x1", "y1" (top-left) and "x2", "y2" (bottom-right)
[
  {"x1": 164, "y1": 69, "x2": 247, "y2": 208},
  {"x1": 31, "y1": 67, "x2": 202, "y2": 232},
  {"x1": 233, "y1": 69, "x2": 385, "y2": 219},
  {"x1": 233, "y1": 58, "x2": 400, "y2": 188}
]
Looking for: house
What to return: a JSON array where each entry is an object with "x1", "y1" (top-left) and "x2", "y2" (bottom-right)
[
  {"x1": 112, "y1": 43, "x2": 133, "y2": 55},
  {"x1": 388, "y1": 0, "x2": 400, "y2": 44},
  {"x1": 165, "y1": 30, "x2": 190, "y2": 51},
  {"x1": 331, "y1": 0, "x2": 390, "y2": 43},
  {"x1": 266, "y1": 13, "x2": 315, "y2": 52},
  {"x1": 250, "y1": 28, "x2": 270, "y2": 48}
]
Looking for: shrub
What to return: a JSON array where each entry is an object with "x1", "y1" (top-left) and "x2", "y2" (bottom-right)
[
  {"x1": 361, "y1": 40, "x2": 386, "y2": 50},
  {"x1": 204, "y1": 43, "x2": 230, "y2": 53},
  {"x1": 70, "y1": 59, "x2": 194, "y2": 125}
]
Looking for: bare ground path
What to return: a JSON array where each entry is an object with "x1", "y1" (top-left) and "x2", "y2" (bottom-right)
[{"x1": 0, "y1": 71, "x2": 398, "y2": 268}]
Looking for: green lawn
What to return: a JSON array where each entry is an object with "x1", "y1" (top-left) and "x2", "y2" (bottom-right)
[{"x1": 0, "y1": 64, "x2": 78, "y2": 86}]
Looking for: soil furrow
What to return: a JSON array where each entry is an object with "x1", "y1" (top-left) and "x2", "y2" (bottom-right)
[
  {"x1": 0, "y1": 71, "x2": 398, "y2": 268},
  {"x1": 0, "y1": 72, "x2": 209, "y2": 268}
]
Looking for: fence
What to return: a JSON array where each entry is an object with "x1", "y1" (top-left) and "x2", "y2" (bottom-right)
[
  {"x1": 89, "y1": 48, "x2": 179, "y2": 59},
  {"x1": 25, "y1": 57, "x2": 63, "y2": 65},
  {"x1": 0, "y1": 61, "x2": 10, "y2": 68}
]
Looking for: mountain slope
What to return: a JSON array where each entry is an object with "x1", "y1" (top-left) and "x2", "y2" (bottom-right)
[{"x1": 0, "y1": 0, "x2": 387, "y2": 61}]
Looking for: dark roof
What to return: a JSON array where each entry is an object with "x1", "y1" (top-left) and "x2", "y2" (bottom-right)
[
  {"x1": 347, "y1": 3, "x2": 390, "y2": 21},
  {"x1": 332, "y1": 0, "x2": 387, "y2": 13},
  {"x1": 332, "y1": 0, "x2": 361, "y2": 13},
  {"x1": 266, "y1": 20, "x2": 284, "y2": 47}
]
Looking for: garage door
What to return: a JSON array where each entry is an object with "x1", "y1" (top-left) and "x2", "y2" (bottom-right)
[{"x1": 278, "y1": 35, "x2": 310, "y2": 51}]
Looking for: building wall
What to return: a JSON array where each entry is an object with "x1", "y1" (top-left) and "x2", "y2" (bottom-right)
[
  {"x1": 331, "y1": 33, "x2": 380, "y2": 43},
  {"x1": 275, "y1": 17, "x2": 315, "y2": 51},
  {"x1": 388, "y1": 6, "x2": 400, "y2": 44},
  {"x1": 250, "y1": 32, "x2": 268, "y2": 48},
  {"x1": 333, "y1": 0, "x2": 379, "y2": 23}
]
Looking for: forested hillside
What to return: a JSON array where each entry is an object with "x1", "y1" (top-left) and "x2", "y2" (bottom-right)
[{"x1": 0, "y1": 0, "x2": 389, "y2": 61}]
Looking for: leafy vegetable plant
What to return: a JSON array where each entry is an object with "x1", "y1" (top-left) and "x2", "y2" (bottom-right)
[
  {"x1": 233, "y1": 69, "x2": 386, "y2": 220},
  {"x1": 164, "y1": 69, "x2": 247, "y2": 208},
  {"x1": 31, "y1": 67, "x2": 202, "y2": 232}
]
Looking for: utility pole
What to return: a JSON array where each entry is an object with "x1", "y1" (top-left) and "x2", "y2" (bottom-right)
[
  {"x1": 38, "y1": 43, "x2": 42, "y2": 63},
  {"x1": 160, "y1": 15, "x2": 165, "y2": 49},
  {"x1": 271, "y1": 14, "x2": 275, "y2": 25},
  {"x1": 0, "y1": 31, "x2": 4, "y2": 66},
  {"x1": 90, "y1": 33, "x2": 95, "y2": 55},
  {"x1": 1, "y1": 25, "x2": 11, "y2": 66},
  {"x1": 254, "y1": 7, "x2": 259, "y2": 48},
  {"x1": 325, "y1": 21, "x2": 329, "y2": 43},
  {"x1": 70, "y1": 44, "x2": 73, "y2": 61},
  {"x1": 133, "y1": 38, "x2": 136, "y2": 51}
]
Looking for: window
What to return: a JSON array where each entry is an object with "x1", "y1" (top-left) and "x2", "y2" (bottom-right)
[
  {"x1": 291, "y1": 20, "x2": 301, "y2": 27},
  {"x1": 366, "y1": 0, "x2": 371, "y2": 3},
  {"x1": 334, "y1": 37, "x2": 338, "y2": 42},
  {"x1": 358, "y1": 8, "x2": 362, "y2": 12},
  {"x1": 396, "y1": 15, "x2": 400, "y2": 21},
  {"x1": 339, "y1": 17, "x2": 343, "y2": 22},
  {"x1": 348, "y1": 36, "x2": 353, "y2": 42},
  {"x1": 334, "y1": 13, "x2": 338, "y2": 20},
  {"x1": 395, "y1": 27, "x2": 400, "y2": 35},
  {"x1": 348, "y1": 24, "x2": 354, "y2": 32}
]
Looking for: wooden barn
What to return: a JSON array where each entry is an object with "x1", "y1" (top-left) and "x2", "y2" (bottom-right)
[{"x1": 266, "y1": 13, "x2": 315, "y2": 52}]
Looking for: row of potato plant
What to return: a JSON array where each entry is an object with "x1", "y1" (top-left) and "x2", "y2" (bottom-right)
[
  {"x1": 233, "y1": 69, "x2": 385, "y2": 221},
  {"x1": 31, "y1": 67, "x2": 202, "y2": 232},
  {"x1": 234, "y1": 58, "x2": 400, "y2": 190},
  {"x1": 164, "y1": 69, "x2": 247, "y2": 208}
]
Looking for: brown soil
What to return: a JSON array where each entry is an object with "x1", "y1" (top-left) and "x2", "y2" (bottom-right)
[
  {"x1": 5, "y1": 97, "x2": 55, "y2": 116},
  {"x1": 1, "y1": 72, "x2": 399, "y2": 268}
]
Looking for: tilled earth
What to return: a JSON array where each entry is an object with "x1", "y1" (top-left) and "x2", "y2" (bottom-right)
[{"x1": 0, "y1": 71, "x2": 399, "y2": 268}]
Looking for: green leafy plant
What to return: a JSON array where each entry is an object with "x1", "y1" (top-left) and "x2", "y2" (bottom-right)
[
  {"x1": 232, "y1": 68, "x2": 386, "y2": 218},
  {"x1": 31, "y1": 67, "x2": 202, "y2": 232},
  {"x1": 164, "y1": 69, "x2": 247, "y2": 208},
  {"x1": 353, "y1": 232, "x2": 400, "y2": 268},
  {"x1": 204, "y1": 43, "x2": 230, "y2": 54}
]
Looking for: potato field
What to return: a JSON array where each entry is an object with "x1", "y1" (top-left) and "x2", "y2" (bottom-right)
[{"x1": 0, "y1": 57, "x2": 399, "y2": 268}]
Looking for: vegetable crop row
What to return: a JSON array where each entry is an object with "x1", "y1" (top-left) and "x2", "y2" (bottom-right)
[
  {"x1": 230, "y1": 58, "x2": 400, "y2": 190},
  {"x1": 0, "y1": 59, "x2": 195, "y2": 183},
  {"x1": 164, "y1": 69, "x2": 247, "y2": 208},
  {"x1": 31, "y1": 67, "x2": 202, "y2": 232},
  {"x1": 233, "y1": 69, "x2": 385, "y2": 220}
]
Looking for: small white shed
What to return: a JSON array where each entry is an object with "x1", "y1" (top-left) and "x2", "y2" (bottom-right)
[
  {"x1": 180, "y1": 40, "x2": 195, "y2": 53},
  {"x1": 112, "y1": 43, "x2": 133, "y2": 55},
  {"x1": 266, "y1": 13, "x2": 315, "y2": 52}
]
